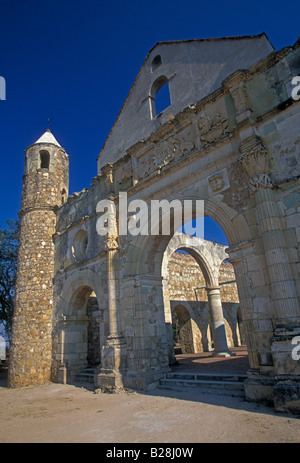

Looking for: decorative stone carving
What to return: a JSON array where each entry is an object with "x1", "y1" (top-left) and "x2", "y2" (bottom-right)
[
  {"x1": 207, "y1": 169, "x2": 230, "y2": 195},
  {"x1": 231, "y1": 84, "x2": 250, "y2": 115},
  {"x1": 208, "y1": 173, "x2": 225, "y2": 193},
  {"x1": 249, "y1": 173, "x2": 273, "y2": 192},
  {"x1": 138, "y1": 126, "x2": 196, "y2": 180},
  {"x1": 239, "y1": 136, "x2": 274, "y2": 192},
  {"x1": 223, "y1": 70, "x2": 252, "y2": 123},
  {"x1": 106, "y1": 236, "x2": 119, "y2": 251},
  {"x1": 198, "y1": 112, "x2": 229, "y2": 146},
  {"x1": 118, "y1": 162, "x2": 132, "y2": 184},
  {"x1": 139, "y1": 151, "x2": 156, "y2": 178},
  {"x1": 102, "y1": 164, "x2": 115, "y2": 195},
  {"x1": 177, "y1": 125, "x2": 195, "y2": 155}
]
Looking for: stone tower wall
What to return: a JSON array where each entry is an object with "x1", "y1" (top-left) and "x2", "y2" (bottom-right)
[{"x1": 8, "y1": 140, "x2": 69, "y2": 388}]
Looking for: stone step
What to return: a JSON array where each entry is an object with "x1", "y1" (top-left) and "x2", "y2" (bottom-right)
[
  {"x1": 75, "y1": 367, "x2": 98, "y2": 383},
  {"x1": 159, "y1": 371, "x2": 247, "y2": 396},
  {"x1": 166, "y1": 371, "x2": 247, "y2": 382}
]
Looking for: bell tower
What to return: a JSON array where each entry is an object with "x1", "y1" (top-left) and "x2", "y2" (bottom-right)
[{"x1": 8, "y1": 129, "x2": 69, "y2": 388}]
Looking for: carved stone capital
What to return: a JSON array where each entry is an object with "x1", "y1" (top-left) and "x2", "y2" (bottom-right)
[
  {"x1": 239, "y1": 136, "x2": 274, "y2": 192},
  {"x1": 248, "y1": 173, "x2": 273, "y2": 192},
  {"x1": 106, "y1": 235, "x2": 119, "y2": 251}
]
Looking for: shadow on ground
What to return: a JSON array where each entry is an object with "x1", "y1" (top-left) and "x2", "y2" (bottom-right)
[{"x1": 1, "y1": 348, "x2": 297, "y2": 419}]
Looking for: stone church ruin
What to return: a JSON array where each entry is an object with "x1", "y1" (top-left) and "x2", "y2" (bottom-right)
[{"x1": 8, "y1": 33, "x2": 300, "y2": 413}]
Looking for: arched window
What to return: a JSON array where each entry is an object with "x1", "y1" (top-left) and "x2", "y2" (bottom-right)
[
  {"x1": 151, "y1": 55, "x2": 162, "y2": 72},
  {"x1": 71, "y1": 229, "x2": 88, "y2": 261},
  {"x1": 61, "y1": 188, "x2": 67, "y2": 204},
  {"x1": 150, "y1": 75, "x2": 171, "y2": 118},
  {"x1": 39, "y1": 150, "x2": 50, "y2": 169}
]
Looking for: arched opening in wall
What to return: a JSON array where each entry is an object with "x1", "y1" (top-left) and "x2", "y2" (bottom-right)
[
  {"x1": 71, "y1": 229, "x2": 88, "y2": 261},
  {"x1": 237, "y1": 307, "x2": 246, "y2": 345},
  {"x1": 60, "y1": 286, "x2": 103, "y2": 378},
  {"x1": 86, "y1": 291, "x2": 101, "y2": 367},
  {"x1": 151, "y1": 54, "x2": 162, "y2": 72},
  {"x1": 218, "y1": 258, "x2": 241, "y2": 349},
  {"x1": 61, "y1": 188, "x2": 67, "y2": 204},
  {"x1": 166, "y1": 250, "x2": 210, "y2": 356},
  {"x1": 172, "y1": 304, "x2": 203, "y2": 354},
  {"x1": 162, "y1": 214, "x2": 249, "y2": 374},
  {"x1": 39, "y1": 150, "x2": 50, "y2": 169},
  {"x1": 150, "y1": 76, "x2": 171, "y2": 118}
]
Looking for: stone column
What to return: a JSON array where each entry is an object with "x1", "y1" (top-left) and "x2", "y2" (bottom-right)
[
  {"x1": 206, "y1": 286, "x2": 231, "y2": 357},
  {"x1": 93, "y1": 310, "x2": 104, "y2": 365},
  {"x1": 162, "y1": 276, "x2": 176, "y2": 365},
  {"x1": 239, "y1": 135, "x2": 299, "y2": 321},
  {"x1": 239, "y1": 135, "x2": 300, "y2": 412},
  {"x1": 53, "y1": 317, "x2": 68, "y2": 384},
  {"x1": 96, "y1": 230, "x2": 126, "y2": 389}
]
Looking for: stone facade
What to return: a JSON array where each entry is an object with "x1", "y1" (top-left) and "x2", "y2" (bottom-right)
[{"x1": 9, "y1": 34, "x2": 300, "y2": 412}]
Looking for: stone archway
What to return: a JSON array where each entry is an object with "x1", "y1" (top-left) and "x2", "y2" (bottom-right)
[
  {"x1": 52, "y1": 269, "x2": 106, "y2": 383},
  {"x1": 117, "y1": 195, "x2": 256, "y2": 390},
  {"x1": 162, "y1": 232, "x2": 234, "y2": 360}
]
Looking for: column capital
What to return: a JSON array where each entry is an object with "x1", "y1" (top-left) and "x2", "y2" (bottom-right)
[{"x1": 106, "y1": 234, "x2": 119, "y2": 251}]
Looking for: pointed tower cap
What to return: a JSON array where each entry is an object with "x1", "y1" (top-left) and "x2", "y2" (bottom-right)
[{"x1": 34, "y1": 129, "x2": 62, "y2": 147}]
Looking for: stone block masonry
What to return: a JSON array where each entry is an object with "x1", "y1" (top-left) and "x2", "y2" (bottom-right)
[
  {"x1": 8, "y1": 131, "x2": 69, "y2": 388},
  {"x1": 168, "y1": 252, "x2": 239, "y2": 303},
  {"x1": 8, "y1": 209, "x2": 56, "y2": 387}
]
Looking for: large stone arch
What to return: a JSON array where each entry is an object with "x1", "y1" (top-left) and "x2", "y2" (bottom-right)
[
  {"x1": 55, "y1": 268, "x2": 106, "y2": 319},
  {"x1": 124, "y1": 194, "x2": 253, "y2": 279},
  {"x1": 162, "y1": 232, "x2": 236, "y2": 360},
  {"x1": 161, "y1": 232, "x2": 228, "y2": 285},
  {"x1": 123, "y1": 193, "x2": 255, "y2": 362}
]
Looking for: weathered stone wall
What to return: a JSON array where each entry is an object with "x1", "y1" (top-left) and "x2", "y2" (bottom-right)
[{"x1": 167, "y1": 252, "x2": 239, "y2": 302}]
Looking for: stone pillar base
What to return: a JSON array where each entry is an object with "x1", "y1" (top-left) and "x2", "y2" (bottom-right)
[
  {"x1": 95, "y1": 368, "x2": 125, "y2": 391},
  {"x1": 211, "y1": 350, "x2": 235, "y2": 357},
  {"x1": 273, "y1": 379, "x2": 300, "y2": 414},
  {"x1": 270, "y1": 321, "x2": 300, "y2": 412},
  {"x1": 95, "y1": 334, "x2": 127, "y2": 391},
  {"x1": 53, "y1": 363, "x2": 67, "y2": 384},
  {"x1": 244, "y1": 369, "x2": 275, "y2": 403}
]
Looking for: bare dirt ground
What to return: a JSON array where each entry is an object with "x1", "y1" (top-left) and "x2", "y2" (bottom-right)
[{"x1": 1, "y1": 362, "x2": 300, "y2": 443}]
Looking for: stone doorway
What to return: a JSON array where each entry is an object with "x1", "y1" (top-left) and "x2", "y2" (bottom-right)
[
  {"x1": 54, "y1": 285, "x2": 104, "y2": 380},
  {"x1": 86, "y1": 292, "x2": 101, "y2": 367},
  {"x1": 172, "y1": 304, "x2": 197, "y2": 354}
]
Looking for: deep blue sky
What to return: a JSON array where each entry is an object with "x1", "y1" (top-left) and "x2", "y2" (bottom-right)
[{"x1": 0, "y1": 0, "x2": 298, "y2": 245}]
